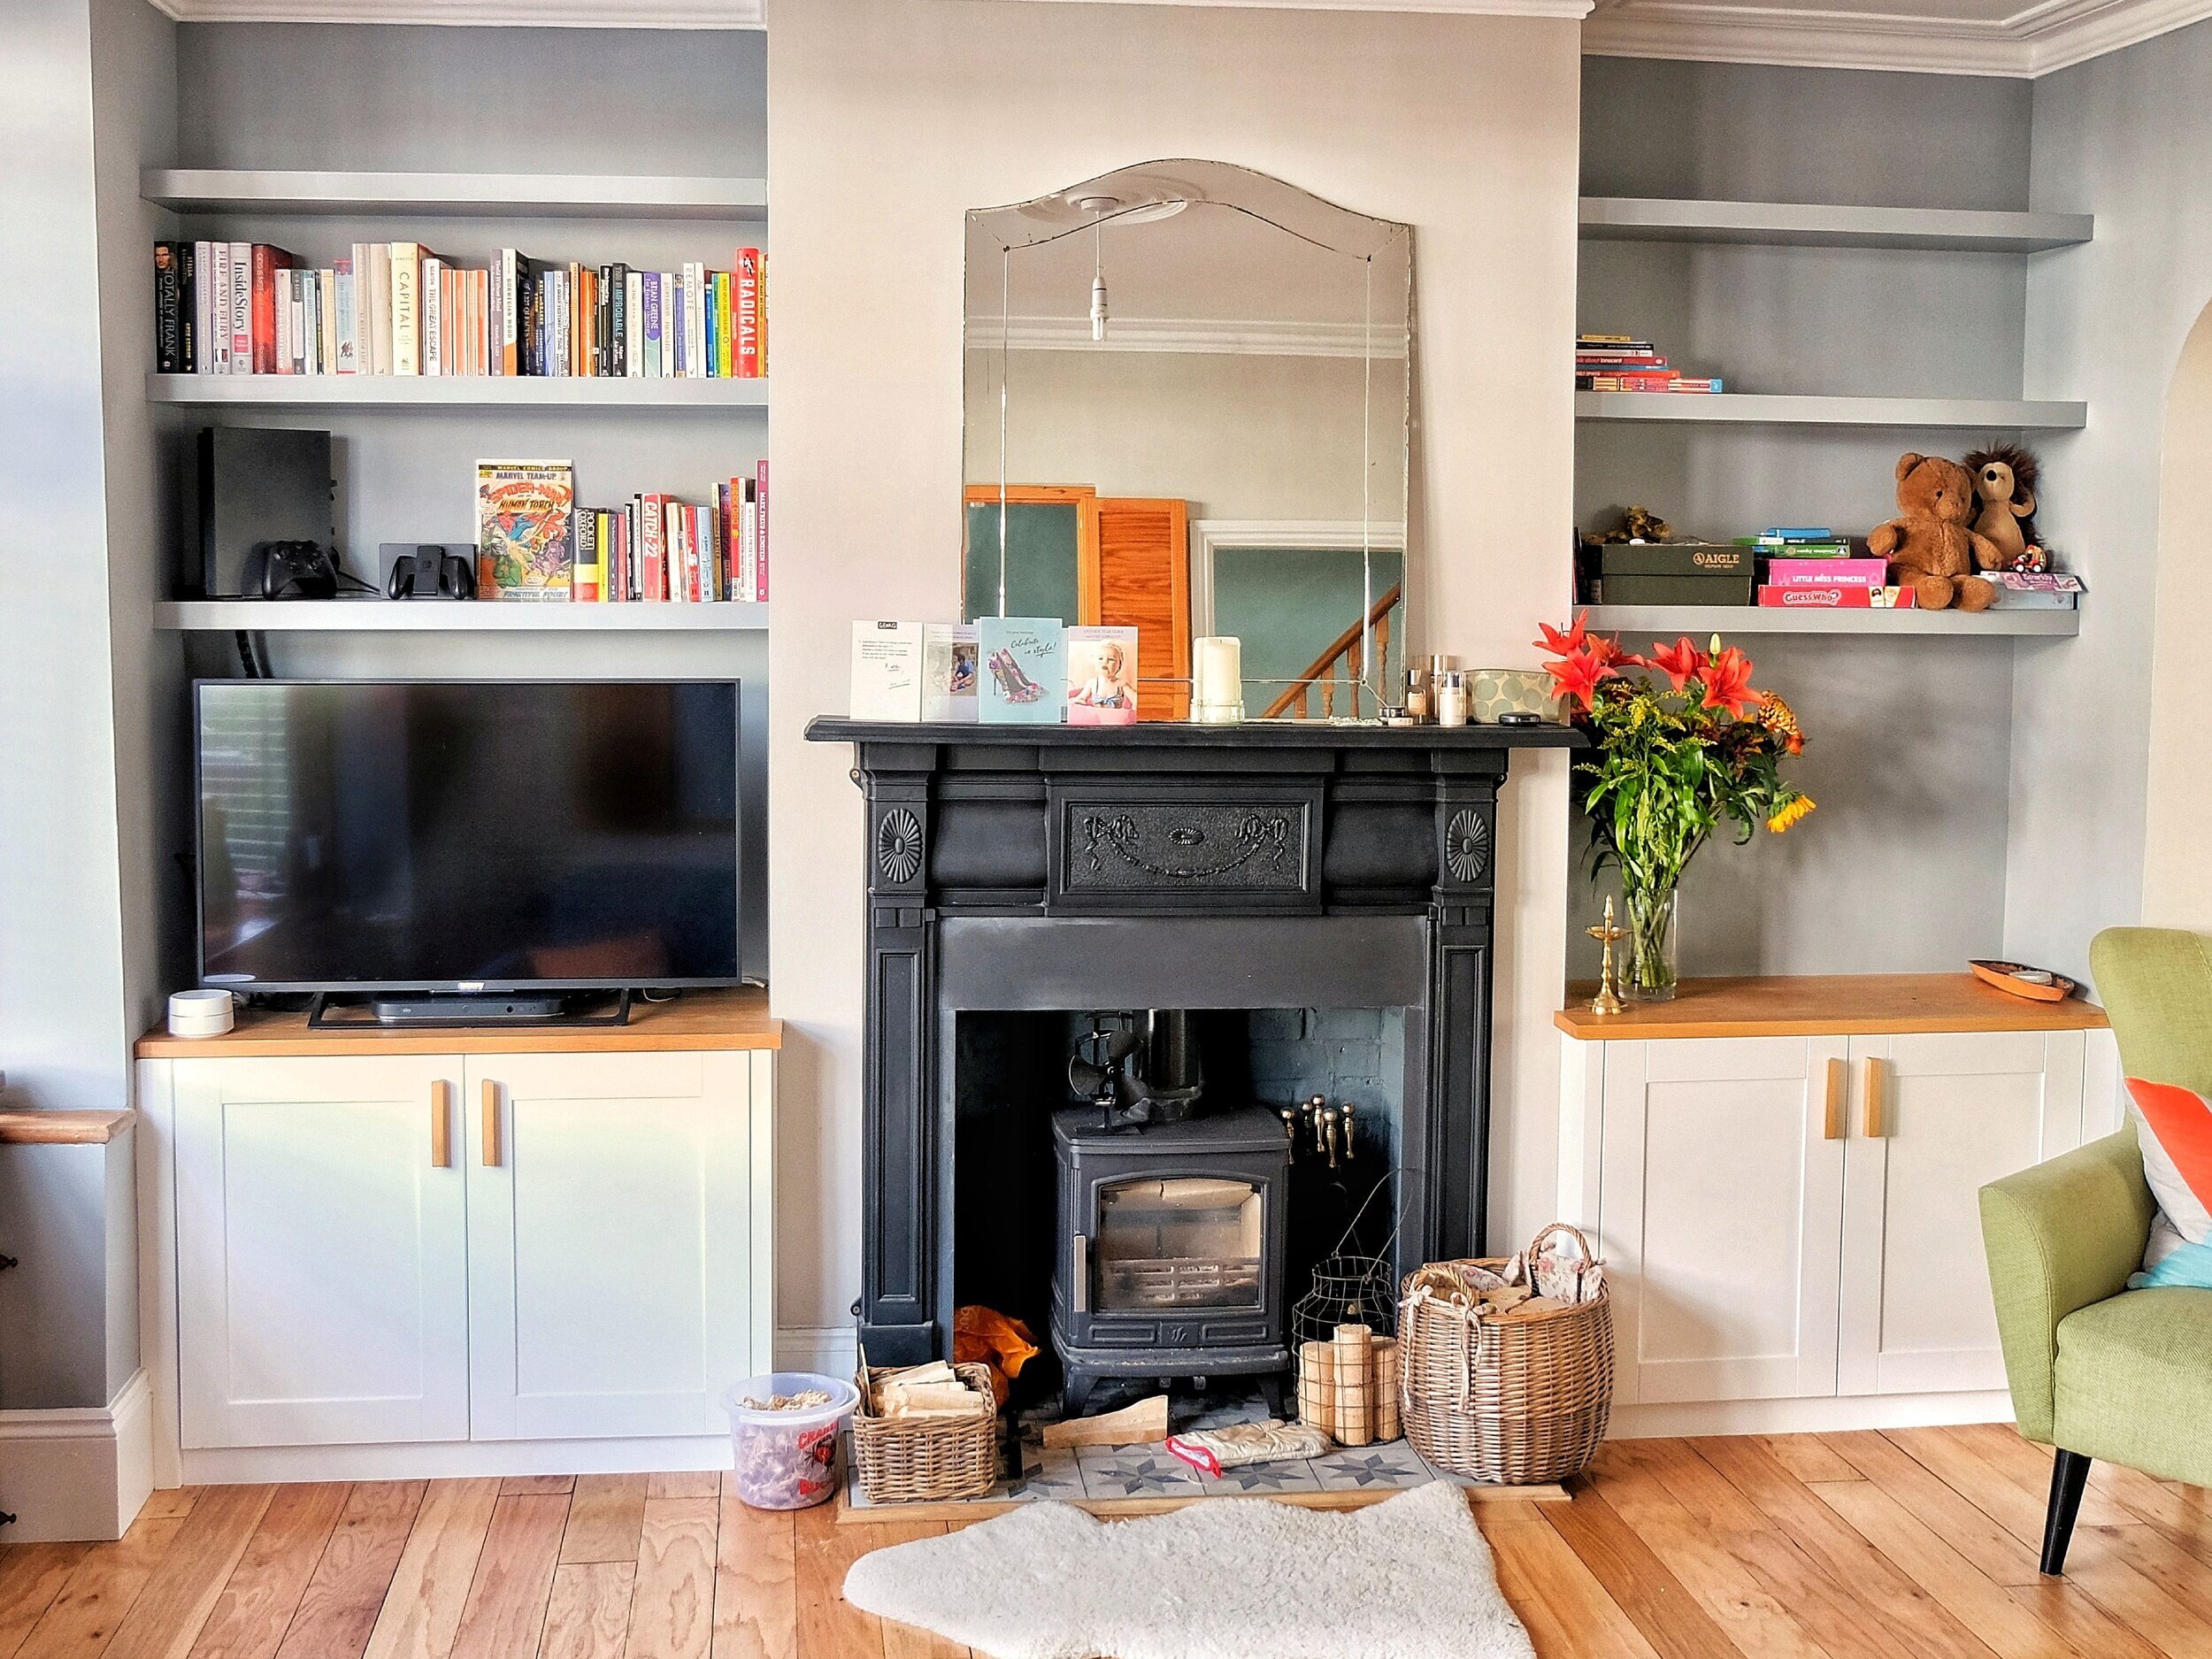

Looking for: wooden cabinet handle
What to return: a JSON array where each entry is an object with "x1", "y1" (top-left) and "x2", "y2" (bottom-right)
[
  {"x1": 431, "y1": 1080, "x2": 452, "y2": 1168},
  {"x1": 1863, "y1": 1058, "x2": 1888, "y2": 1139},
  {"x1": 1823, "y1": 1057, "x2": 1847, "y2": 1140},
  {"x1": 481, "y1": 1079, "x2": 502, "y2": 1167}
]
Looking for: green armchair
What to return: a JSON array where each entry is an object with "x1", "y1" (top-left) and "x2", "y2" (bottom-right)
[{"x1": 1980, "y1": 926, "x2": 2212, "y2": 1575}]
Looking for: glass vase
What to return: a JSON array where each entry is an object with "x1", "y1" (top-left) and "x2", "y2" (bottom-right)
[{"x1": 1623, "y1": 885, "x2": 1679, "y2": 1002}]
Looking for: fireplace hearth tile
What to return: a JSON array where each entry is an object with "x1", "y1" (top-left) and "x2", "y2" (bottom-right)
[
  {"x1": 1077, "y1": 1447, "x2": 1206, "y2": 1499},
  {"x1": 1194, "y1": 1458, "x2": 1325, "y2": 1496},
  {"x1": 1310, "y1": 1443, "x2": 1432, "y2": 1491},
  {"x1": 1005, "y1": 1448, "x2": 1086, "y2": 1502}
]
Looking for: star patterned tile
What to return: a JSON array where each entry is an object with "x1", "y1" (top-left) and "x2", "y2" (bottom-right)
[
  {"x1": 1310, "y1": 1441, "x2": 1433, "y2": 1492},
  {"x1": 1194, "y1": 1456, "x2": 1325, "y2": 1496},
  {"x1": 1004, "y1": 1448, "x2": 1087, "y2": 1502},
  {"x1": 1075, "y1": 1445, "x2": 1205, "y2": 1499}
]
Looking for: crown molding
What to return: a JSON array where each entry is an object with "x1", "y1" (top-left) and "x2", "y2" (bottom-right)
[
  {"x1": 147, "y1": 0, "x2": 764, "y2": 23},
  {"x1": 1002, "y1": 0, "x2": 1595, "y2": 13},
  {"x1": 1581, "y1": 0, "x2": 2212, "y2": 74}
]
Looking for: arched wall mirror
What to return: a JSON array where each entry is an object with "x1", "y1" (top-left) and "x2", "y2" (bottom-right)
[{"x1": 964, "y1": 160, "x2": 1414, "y2": 721}]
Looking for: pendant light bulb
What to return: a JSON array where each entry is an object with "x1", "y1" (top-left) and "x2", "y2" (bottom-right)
[
  {"x1": 1089, "y1": 205, "x2": 1109, "y2": 342},
  {"x1": 1091, "y1": 273, "x2": 1109, "y2": 342}
]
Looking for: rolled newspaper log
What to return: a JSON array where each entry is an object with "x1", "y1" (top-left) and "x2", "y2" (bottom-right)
[
  {"x1": 1373, "y1": 1336, "x2": 1402, "y2": 1441},
  {"x1": 1333, "y1": 1323, "x2": 1373, "y2": 1447},
  {"x1": 1297, "y1": 1339, "x2": 1337, "y2": 1432}
]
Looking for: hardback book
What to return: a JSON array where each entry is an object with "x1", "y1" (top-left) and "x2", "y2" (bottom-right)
[
  {"x1": 476, "y1": 460, "x2": 575, "y2": 601},
  {"x1": 390, "y1": 243, "x2": 426, "y2": 375},
  {"x1": 735, "y1": 248, "x2": 763, "y2": 379},
  {"x1": 1757, "y1": 584, "x2": 1917, "y2": 609},
  {"x1": 365, "y1": 244, "x2": 393, "y2": 374},
  {"x1": 227, "y1": 242, "x2": 251, "y2": 373},
  {"x1": 922, "y1": 624, "x2": 979, "y2": 723},
  {"x1": 1763, "y1": 557, "x2": 1891, "y2": 588},
  {"x1": 851, "y1": 621, "x2": 925, "y2": 721},
  {"x1": 251, "y1": 244, "x2": 292, "y2": 375},
  {"x1": 194, "y1": 241, "x2": 217, "y2": 373},
  {"x1": 1597, "y1": 542, "x2": 1751, "y2": 578},
  {"x1": 154, "y1": 242, "x2": 188, "y2": 373},
  {"x1": 1599, "y1": 574, "x2": 1754, "y2": 607},
  {"x1": 206, "y1": 242, "x2": 231, "y2": 372},
  {"x1": 978, "y1": 618, "x2": 1067, "y2": 724},
  {"x1": 1065, "y1": 626, "x2": 1140, "y2": 725}
]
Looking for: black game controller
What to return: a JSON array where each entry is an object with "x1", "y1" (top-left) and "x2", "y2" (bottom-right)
[
  {"x1": 245, "y1": 540, "x2": 342, "y2": 600},
  {"x1": 386, "y1": 546, "x2": 478, "y2": 601}
]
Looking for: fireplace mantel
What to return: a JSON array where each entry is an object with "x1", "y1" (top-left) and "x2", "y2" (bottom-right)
[{"x1": 805, "y1": 715, "x2": 1581, "y2": 1364}]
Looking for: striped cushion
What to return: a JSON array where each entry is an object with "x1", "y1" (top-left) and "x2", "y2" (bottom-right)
[{"x1": 2126, "y1": 1077, "x2": 2212, "y2": 1266}]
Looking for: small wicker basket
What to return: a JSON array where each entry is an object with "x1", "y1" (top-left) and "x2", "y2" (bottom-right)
[
  {"x1": 849, "y1": 1359, "x2": 1001, "y2": 1504},
  {"x1": 1398, "y1": 1224, "x2": 1614, "y2": 1486}
]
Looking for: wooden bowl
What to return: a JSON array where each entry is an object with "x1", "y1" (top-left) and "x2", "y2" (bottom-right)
[{"x1": 1970, "y1": 959, "x2": 2078, "y2": 1003}]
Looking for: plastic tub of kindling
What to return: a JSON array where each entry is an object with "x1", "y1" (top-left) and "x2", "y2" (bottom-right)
[{"x1": 724, "y1": 1373, "x2": 862, "y2": 1510}]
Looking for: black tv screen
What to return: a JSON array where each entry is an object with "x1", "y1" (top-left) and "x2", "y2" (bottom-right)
[{"x1": 196, "y1": 680, "x2": 741, "y2": 992}]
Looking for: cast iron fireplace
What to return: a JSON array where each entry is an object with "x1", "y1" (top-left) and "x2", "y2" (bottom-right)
[{"x1": 806, "y1": 717, "x2": 1579, "y2": 1370}]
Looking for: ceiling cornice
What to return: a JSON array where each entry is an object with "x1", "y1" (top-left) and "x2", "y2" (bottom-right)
[
  {"x1": 1581, "y1": 0, "x2": 2212, "y2": 74},
  {"x1": 147, "y1": 0, "x2": 764, "y2": 24}
]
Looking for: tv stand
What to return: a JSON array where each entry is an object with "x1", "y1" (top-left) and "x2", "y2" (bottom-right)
[{"x1": 306, "y1": 987, "x2": 636, "y2": 1030}]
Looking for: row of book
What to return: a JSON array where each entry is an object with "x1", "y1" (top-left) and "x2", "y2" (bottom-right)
[
  {"x1": 1586, "y1": 526, "x2": 2083, "y2": 609},
  {"x1": 475, "y1": 460, "x2": 769, "y2": 603},
  {"x1": 1575, "y1": 333, "x2": 1724, "y2": 395},
  {"x1": 154, "y1": 241, "x2": 768, "y2": 379}
]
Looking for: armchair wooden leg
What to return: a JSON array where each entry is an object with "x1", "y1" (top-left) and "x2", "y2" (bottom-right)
[{"x1": 2041, "y1": 1449, "x2": 2093, "y2": 1576}]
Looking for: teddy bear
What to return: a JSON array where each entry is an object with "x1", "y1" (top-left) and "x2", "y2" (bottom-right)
[
  {"x1": 1963, "y1": 443, "x2": 2042, "y2": 570},
  {"x1": 1868, "y1": 452, "x2": 2003, "y2": 611}
]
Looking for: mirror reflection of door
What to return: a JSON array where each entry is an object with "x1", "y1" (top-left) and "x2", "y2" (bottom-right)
[
  {"x1": 1190, "y1": 521, "x2": 1405, "y2": 719},
  {"x1": 964, "y1": 486, "x2": 1192, "y2": 719}
]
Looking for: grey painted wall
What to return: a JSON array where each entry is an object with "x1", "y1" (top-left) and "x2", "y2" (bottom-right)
[
  {"x1": 1573, "y1": 58, "x2": 2038, "y2": 978},
  {"x1": 2015, "y1": 19, "x2": 2212, "y2": 983}
]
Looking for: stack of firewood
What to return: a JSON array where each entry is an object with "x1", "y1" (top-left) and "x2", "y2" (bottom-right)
[{"x1": 1295, "y1": 1323, "x2": 1401, "y2": 1446}]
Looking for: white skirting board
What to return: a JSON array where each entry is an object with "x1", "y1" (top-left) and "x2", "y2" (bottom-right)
[
  {"x1": 1604, "y1": 1388, "x2": 2015, "y2": 1440},
  {"x1": 776, "y1": 1325, "x2": 862, "y2": 1378},
  {"x1": 0, "y1": 1371, "x2": 156, "y2": 1542},
  {"x1": 184, "y1": 1430, "x2": 737, "y2": 1486}
]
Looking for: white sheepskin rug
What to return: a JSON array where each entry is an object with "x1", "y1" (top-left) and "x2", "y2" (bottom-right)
[{"x1": 841, "y1": 1481, "x2": 1535, "y2": 1659}]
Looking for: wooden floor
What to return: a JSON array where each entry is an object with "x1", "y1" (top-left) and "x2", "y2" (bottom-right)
[{"x1": 7, "y1": 1425, "x2": 2212, "y2": 1658}]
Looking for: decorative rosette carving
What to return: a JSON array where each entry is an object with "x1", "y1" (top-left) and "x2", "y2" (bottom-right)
[
  {"x1": 876, "y1": 808, "x2": 924, "y2": 885},
  {"x1": 1445, "y1": 808, "x2": 1491, "y2": 884}
]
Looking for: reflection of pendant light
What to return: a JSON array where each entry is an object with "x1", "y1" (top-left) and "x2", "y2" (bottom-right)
[{"x1": 1078, "y1": 196, "x2": 1114, "y2": 342}]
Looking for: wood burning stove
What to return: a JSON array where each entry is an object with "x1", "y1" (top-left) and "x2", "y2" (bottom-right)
[{"x1": 1051, "y1": 1105, "x2": 1291, "y2": 1415}]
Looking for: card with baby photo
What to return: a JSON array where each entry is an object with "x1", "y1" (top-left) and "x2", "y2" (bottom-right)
[{"x1": 1065, "y1": 626, "x2": 1140, "y2": 726}]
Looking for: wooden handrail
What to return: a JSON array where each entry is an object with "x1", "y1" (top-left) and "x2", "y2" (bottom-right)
[{"x1": 1261, "y1": 583, "x2": 1403, "y2": 719}]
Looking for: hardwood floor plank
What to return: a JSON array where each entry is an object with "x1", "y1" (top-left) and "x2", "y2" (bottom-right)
[
  {"x1": 183, "y1": 1484, "x2": 348, "y2": 1659},
  {"x1": 1761, "y1": 1434, "x2": 1863, "y2": 1486},
  {"x1": 842, "y1": 1526, "x2": 960, "y2": 1659},
  {"x1": 793, "y1": 1501, "x2": 885, "y2": 1659},
  {"x1": 2007, "y1": 1576, "x2": 2175, "y2": 1659},
  {"x1": 1885, "y1": 1428, "x2": 2050, "y2": 1546},
  {"x1": 502, "y1": 1480, "x2": 577, "y2": 1498},
  {"x1": 1540, "y1": 1483, "x2": 1744, "y2": 1659},
  {"x1": 1694, "y1": 1436, "x2": 2004, "y2": 1659},
  {"x1": 273, "y1": 1483, "x2": 427, "y2": 1659},
  {"x1": 1809, "y1": 1477, "x2": 2074, "y2": 1659},
  {"x1": 360, "y1": 1479, "x2": 502, "y2": 1659},
  {"x1": 561, "y1": 1480, "x2": 649, "y2": 1568},
  {"x1": 447, "y1": 1495, "x2": 567, "y2": 1659},
  {"x1": 645, "y1": 1478, "x2": 720, "y2": 1503},
  {"x1": 1824, "y1": 1432, "x2": 2047, "y2": 1588},
  {"x1": 139, "y1": 1495, "x2": 198, "y2": 1525},
  {"x1": 539, "y1": 1563, "x2": 634, "y2": 1659},
  {"x1": 1952, "y1": 1426, "x2": 2135, "y2": 1529},
  {"x1": 0, "y1": 1546, "x2": 90, "y2": 1659},
  {"x1": 14, "y1": 1514, "x2": 187, "y2": 1659},
  {"x1": 709, "y1": 1499, "x2": 793, "y2": 1659},
  {"x1": 623, "y1": 1500, "x2": 717, "y2": 1659},
  {"x1": 1583, "y1": 1444, "x2": 1836, "y2": 1659},
  {"x1": 2059, "y1": 1527, "x2": 2212, "y2": 1659},
  {"x1": 1485, "y1": 1505, "x2": 1663, "y2": 1659}
]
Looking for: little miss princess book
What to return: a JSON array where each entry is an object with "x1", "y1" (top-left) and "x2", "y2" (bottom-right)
[{"x1": 977, "y1": 618, "x2": 1064, "y2": 724}]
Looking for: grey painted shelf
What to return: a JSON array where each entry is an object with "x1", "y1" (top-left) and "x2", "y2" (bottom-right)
[
  {"x1": 142, "y1": 168, "x2": 768, "y2": 220},
  {"x1": 1575, "y1": 392, "x2": 2086, "y2": 428},
  {"x1": 1582, "y1": 604, "x2": 2078, "y2": 637},
  {"x1": 155, "y1": 601, "x2": 769, "y2": 632},
  {"x1": 1578, "y1": 197, "x2": 2093, "y2": 253},
  {"x1": 146, "y1": 373, "x2": 768, "y2": 409}
]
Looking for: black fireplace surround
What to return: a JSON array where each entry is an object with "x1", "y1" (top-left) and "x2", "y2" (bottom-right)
[{"x1": 805, "y1": 718, "x2": 1580, "y2": 1366}]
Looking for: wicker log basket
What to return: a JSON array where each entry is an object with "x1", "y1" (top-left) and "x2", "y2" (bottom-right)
[
  {"x1": 850, "y1": 1359, "x2": 1002, "y2": 1504},
  {"x1": 1398, "y1": 1224, "x2": 1614, "y2": 1486}
]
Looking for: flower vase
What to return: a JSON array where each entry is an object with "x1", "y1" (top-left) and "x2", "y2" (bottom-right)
[{"x1": 1623, "y1": 885, "x2": 1679, "y2": 1002}]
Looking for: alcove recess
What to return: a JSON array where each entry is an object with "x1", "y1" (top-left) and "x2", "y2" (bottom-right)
[{"x1": 1569, "y1": 58, "x2": 2089, "y2": 982}]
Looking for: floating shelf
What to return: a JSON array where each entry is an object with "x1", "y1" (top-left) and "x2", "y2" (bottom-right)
[
  {"x1": 146, "y1": 373, "x2": 767, "y2": 409},
  {"x1": 142, "y1": 168, "x2": 768, "y2": 220},
  {"x1": 1581, "y1": 604, "x2": 2078, "y2": 638},
  {"x1": 1578, "y1": 197, "x2": 2092, "y2": 254},
  {"x1": 1575, "y1": 392, "x2": 2086, "y2": 429},
  {"x1": 155, "y1": 601, "x2": 768, "y2": 633}
]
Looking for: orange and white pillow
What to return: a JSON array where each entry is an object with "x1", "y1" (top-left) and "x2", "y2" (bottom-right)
[{"x1": 2125, "y1": 1078, "x2": 2212, "y2": 1267}]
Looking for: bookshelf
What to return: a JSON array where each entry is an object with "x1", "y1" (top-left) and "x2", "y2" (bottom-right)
[
  {"x1": 142, "y1": 169, "x2": 767, "y2": 221},
  {"x1": 1580, "y1": 604, "x2": 2079, "y2": 638},
  {"x1": 148, "y1": 374, "x2": 769, "y2": 409},
  {"x1": 155, "y1": 601, "x2": 768, "y2": 633},
  {"x1": 1575, "y1": 393, "x2": 2086, "y2": 428},
  {"x1": 1578, "y1": 197, "x2": 2093, "y2": 254}
]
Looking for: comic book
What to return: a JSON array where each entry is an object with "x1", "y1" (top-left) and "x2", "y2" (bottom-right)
[{"x1": 477, "y1": 459, "x2": 574, "y2": 600}]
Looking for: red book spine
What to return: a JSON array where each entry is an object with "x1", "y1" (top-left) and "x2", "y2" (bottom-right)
[
  {"x1": 734, "y1": 248, "x2": 762, "y2": 379},
  {"x1": 250, "y1": 245, "x2": 291, "y2": 375},
  {"x1": 641, "y1": 493, "x2": 665, "y2": 601}
]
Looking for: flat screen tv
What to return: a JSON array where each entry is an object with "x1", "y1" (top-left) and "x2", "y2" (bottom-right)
[{"x1": 196, "y1": 680, "x2": 741, "y2": 994}]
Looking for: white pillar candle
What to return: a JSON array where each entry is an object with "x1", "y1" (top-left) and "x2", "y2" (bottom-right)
[{"x1": 1194, "y1": 635, "x2": 1242, "y2": 711}]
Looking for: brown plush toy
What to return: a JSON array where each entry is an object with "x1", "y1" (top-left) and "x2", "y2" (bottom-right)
[
  {"x1": 1963, "y1": 443, "x2": 2041, "y2": 568},
  {"x1": 1868, "y1": 452, "x2": 2002, "y2": 611}
]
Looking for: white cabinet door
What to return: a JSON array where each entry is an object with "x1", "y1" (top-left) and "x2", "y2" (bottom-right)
[
  {"x1": 1600, "y1": 1036, "x2": 1849, "y2": 1404},
  {"x1": 465, "y1": 1051, "x2": 769, "y2": 1440},
  {"x1": 174, "y1": 1056, "x2": 469, "y2": 1448},
  {"x1": 1839, "y1": 1031, "x2": 2085, "y2": 1395}
]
